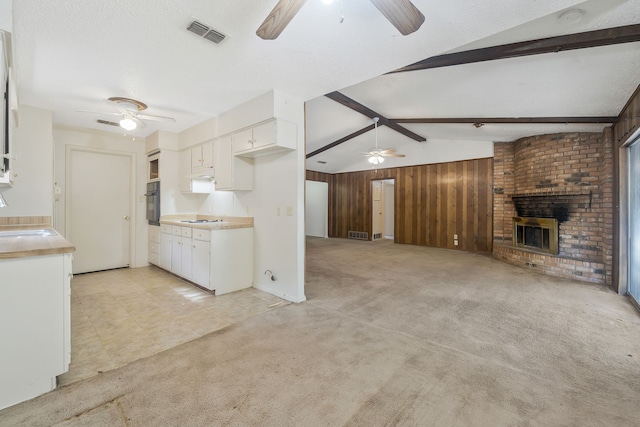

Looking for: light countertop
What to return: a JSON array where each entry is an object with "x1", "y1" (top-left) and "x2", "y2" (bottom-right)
[
  {"x1": 159, "y1": 215, "x2": 253, "y2": 230},
  {"x1": 0, "y1": 225, "x2": 76, "y2": 259}
]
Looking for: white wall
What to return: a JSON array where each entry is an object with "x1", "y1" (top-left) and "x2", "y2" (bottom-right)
[
  {"x1": 52, "y1": 126, "x2": 148, "y2": 268},
  {"x1": 0, "y1": 105, "x2": 53, "y2": 217},
  {"x1": 305, "y1": 181, "x2": 328, "y2": 238},
  {"x1": 180, "y1": 90, "x2": 306, "y2": 302}
]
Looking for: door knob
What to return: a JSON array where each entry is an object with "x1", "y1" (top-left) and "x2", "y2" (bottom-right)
[{"x1": 123, "y1": 215, "x2": 130, "y2": 220}]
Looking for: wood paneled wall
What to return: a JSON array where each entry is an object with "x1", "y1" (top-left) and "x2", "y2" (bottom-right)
[{"x1": 306, "y1": 157, "x2": 494, "y2": 252}]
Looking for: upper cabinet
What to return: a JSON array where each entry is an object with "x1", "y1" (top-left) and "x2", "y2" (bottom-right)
[
  {"x1": 214, "y1": 135, "x2": 253, "y2": 191},
  {"x1": 191, "y1": 140, "x2": 214, "y2": 171},
  {"x1": 232, "y1": 119, "x2": 297, "y2": 158}
]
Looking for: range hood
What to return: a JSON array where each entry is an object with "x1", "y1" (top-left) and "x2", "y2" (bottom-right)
[{"x1": 188, "y1": 167, "x2": 215, "y2": 180}]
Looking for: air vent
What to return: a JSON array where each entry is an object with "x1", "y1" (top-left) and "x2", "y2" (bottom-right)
[
  {"x1": 187, "y1": 20, "x2": 226, "y2": 44},
  {"x1": 97, "y1": 119, "x2": 119, "y2": 127},
  {"x1": 317, "y1": 160, "x2": 327, "y2": 164},
  {"x1": 348, "y1": 231, "x2": 368, "y2": 240}
]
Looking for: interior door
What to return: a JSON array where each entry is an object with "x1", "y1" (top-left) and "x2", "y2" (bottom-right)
[
  {"x1": 68, "y1": 149, "x2": 131, "y2": 274},
  {"x1": 372, "y1": 180, "x2": 384, "y2": 240},
  {"x1": 628, "y1": 141, "x2": 640, "y2": 305}
]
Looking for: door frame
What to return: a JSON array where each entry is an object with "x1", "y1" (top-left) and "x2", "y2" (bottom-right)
[
  {"x1": 371, "y1": 178, "x2": 395, "y2": 241},
  {"x1": 618, "y1": 127, "x2": 640, "y2": 299},
  {"x1": 65, "y1": 145, "x2": 137, "y2": 270}
]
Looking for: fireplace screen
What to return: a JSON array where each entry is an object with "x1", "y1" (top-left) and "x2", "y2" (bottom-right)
[{"x1": 513, "y1": 217, "x2": 559, "y2": 254}]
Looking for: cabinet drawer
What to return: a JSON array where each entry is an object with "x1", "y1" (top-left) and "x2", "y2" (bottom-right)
[
  {"x1": 149, "y1": 252, "x2": 160, "y2": 266},
  {"x1": 149, "y1": 242, "x2": 159, "y2": 254},
  {"x1": 171, "y1": 226, "x2": 182, "y2": 235},
  {"x1": 193, "y1": 229, "x2": 210, "y2": 241},
  {"x1": 160, "y1": 224, "x2": 172, "y2": 233},
  {"x1": 181, "y1": 227, "x2": 192, "y2": 238},
  {"x1": 149, "y1": 225, "x2": 161, "y2": 243}
]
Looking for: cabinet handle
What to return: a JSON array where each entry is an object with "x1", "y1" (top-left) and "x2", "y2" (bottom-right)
[{"x1": 123, "y1": 215, "x2": 129, "y2": 220}]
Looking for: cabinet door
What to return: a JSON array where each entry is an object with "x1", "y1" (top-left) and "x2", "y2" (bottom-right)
[
  {"x1": 191, "y1": 146, "x2": 203, "y2": 170},
  {"x1": 160, "y1": 233, "x2": 172, "y2": 270},
  {"x1": 232, "y1": 128, "x2": 254, "y2": 153},
  {"x1": 171, "y1": 236, "x2": 182, "y2": 275},
  {"x1": 202, "y1": 141, "x2": 214, "y2": 167},
  {"x1": 192, "y1": 239, "x2": 210, "y2": 289},
  {"x1": 214, "y1": 136, "x2": 233, "y2": 190},
  {"x1": 251, "y1": 121, "x2": 276, "y2": 149},
  {"x1": 181, "y1": 237, "x2": 193, "y2": 280}
]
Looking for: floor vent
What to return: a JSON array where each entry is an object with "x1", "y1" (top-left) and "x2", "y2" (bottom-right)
[
  {"x1": 348, "y1": 231, "x2": 368, "y2": 240},
  {"x1": 373, "y1": 233, "x2": 382, "y2": 240}
]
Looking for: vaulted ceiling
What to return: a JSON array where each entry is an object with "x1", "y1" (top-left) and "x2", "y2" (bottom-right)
[{"x1": 7, "y1": 0, "x2": 640, "y2": 173}]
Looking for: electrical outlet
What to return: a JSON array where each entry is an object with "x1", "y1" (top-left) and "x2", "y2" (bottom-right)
[
  {"x1": 286, "y1": 206, "x2": 293, "y2": 216},
  {"x1": 454, "y1": 240, "x2": 459, "y2": 246},
  {"x1": 454, "y1": 234, "x2": 458, "y2": 240}
]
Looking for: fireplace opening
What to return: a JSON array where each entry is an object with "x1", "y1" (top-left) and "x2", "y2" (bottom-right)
[{"x1": 513, "y1": 217, "x2": 558, "y2": 254}]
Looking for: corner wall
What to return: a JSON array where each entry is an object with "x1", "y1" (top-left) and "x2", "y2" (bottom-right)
[{"x1": 0, "y1": 105, "x2": 53, "y2": 218}]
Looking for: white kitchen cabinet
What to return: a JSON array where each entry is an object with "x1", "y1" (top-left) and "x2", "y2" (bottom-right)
[
  {"x1": 192, "y1": 230, "x2": 210, "y2": 288},
  {"x1": 180, "y1": 148, "x2": 212, "y2": 194},
  {"x1": 210, "y1": 227, "x2": 253, "y2": 295},
  {"x1": 159, "y1": 227, "x2": 172, "y2": 271},
  {"x1": 0, "y1": 252, "x2": 72, "y2": 410},
  {"x1": 191, "y1": 140, "x2": 214, "y2": 171},
  {"x1": 148, "y1": 225, "x2": 161, "y2": 266},
  {"x1": 214, "y1": 135, "x2": 253, "y2": 191},
  {"x1": 232, "y1": 119, "x2": 297, "y2": 158}
]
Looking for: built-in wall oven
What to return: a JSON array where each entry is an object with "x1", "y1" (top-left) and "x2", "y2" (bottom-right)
[{"x1": 145, "y1": 181, "x2": 160, "y2": 225}]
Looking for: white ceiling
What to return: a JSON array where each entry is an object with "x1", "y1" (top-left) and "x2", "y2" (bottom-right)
[{"x1": 7, "y1": 0, "x2": 640, "y2": 173}]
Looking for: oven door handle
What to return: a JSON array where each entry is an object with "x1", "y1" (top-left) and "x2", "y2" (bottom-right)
[{"x1": 144, "y1": 192, "x2": 157, "y2": 196}]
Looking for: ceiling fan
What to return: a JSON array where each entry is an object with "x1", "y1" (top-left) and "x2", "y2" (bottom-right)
[
  {"x1": 257, "y1": 0, "x2": 425, "y2": 40},
  {"x1": 364, "y1": 117, "x2": 406, "y2": 165},
  {"x1": 79, "y1": 97, "x2": 175, "y2": 131}
]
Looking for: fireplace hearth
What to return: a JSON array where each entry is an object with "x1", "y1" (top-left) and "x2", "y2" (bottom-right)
[{"x1": 513, "y1": 217, "x2": 558, "y2": 254}]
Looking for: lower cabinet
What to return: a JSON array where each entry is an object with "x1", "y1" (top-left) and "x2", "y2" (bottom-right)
[
  {"x1": 156, "y1": 224, "x2": 253, "y2": 295},
  {"x1": 148, "y1": 225, "x2": 160, "y2": 266},
  {"x1": 0, "y1": 252, "x2": 72, "y2": 410}
]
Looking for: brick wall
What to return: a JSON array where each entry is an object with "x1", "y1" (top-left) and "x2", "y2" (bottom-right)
[{"x1": 493, "y1": 132, "x2": 614, "y2": 286}]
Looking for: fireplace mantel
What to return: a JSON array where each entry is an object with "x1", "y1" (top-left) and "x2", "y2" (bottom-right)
[{"x1": 509, "y1": 189, "x2": 593, "y2": 198}]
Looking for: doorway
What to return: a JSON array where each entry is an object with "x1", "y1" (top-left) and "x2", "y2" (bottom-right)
[
  {"x1": 372, "y1": 179, "x2": 395, "y2": 241},
  {"x1": 66, "y1": 147, "x2": 132, "y2": 274}
]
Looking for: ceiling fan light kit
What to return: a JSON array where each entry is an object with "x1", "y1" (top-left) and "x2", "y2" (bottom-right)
[
  {"x1": 119, "y1": 117, "x2": 137, "y2": 131},
  {"x1": 365, "y1": 116, "x2": 405, "y2": 166}
]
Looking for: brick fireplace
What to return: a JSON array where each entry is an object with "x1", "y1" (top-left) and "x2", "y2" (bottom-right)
[{"x1": 493, "y1": 131, "x2": 614, "y2": 285}]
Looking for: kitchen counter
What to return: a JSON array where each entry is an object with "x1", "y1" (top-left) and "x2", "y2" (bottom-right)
[
  {"x1": 159, "y1": 215, "x2": 253, "y2": 230},
  {"x1": 0, "y1": 225, "x2": 76, "y2": 259}
]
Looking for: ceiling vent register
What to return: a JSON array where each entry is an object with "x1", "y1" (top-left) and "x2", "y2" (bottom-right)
[{"x1": 187, "y1": 20, "x2": 226, "y2": 44}]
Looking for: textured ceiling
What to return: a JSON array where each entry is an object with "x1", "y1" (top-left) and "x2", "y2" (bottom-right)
[{"x1": 6, "y1": 0, "x2": 640, "y2": 173}]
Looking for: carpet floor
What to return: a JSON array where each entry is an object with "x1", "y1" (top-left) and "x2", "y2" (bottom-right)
[{"x1": 1, "y1": 238, "x2": 639, "y2": 426}]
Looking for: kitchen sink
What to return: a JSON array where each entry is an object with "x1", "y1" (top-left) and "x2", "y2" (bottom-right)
[{"x1": 0, "y1": 229, "x2": 58, "y2": 238}]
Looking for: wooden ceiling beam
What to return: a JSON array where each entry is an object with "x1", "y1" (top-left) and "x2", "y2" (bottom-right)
[
  {"x1": 306, "y1": 124, "x2": 375, "y2": 159},
  {"x1": 392, "y1": 116, "x2": 619, "y2": 124},
  {"x1": 390, "y1": 24, "x2": 640, "y2": 73},
  {"x1": 325, "y1": 91, "x2": 427, "y2": 142}
]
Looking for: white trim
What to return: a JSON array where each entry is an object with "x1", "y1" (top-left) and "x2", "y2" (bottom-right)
[{"x1": 253, "y1": 283, "x2": 307, "y2": 303}]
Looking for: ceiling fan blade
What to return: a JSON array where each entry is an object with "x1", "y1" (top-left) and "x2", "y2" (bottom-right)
[
  {"x1": 131, "y1": 116, "x2": 147, "y2": 129},
  {"x1": 257, "y1": 0, "x2": 308, "y2": 40},
  {"x1": 382, "y1": 153, "x2": 406, "y2": 158},
  {"x1": 369, "y1": 0, "x2": 425, "y2": 35},
  {"x1": 137, "y1": 113, "x2": 176, "y2": 122},
  {"x1": 379, "y1": 148, "x2": 397, "y2": 154}
]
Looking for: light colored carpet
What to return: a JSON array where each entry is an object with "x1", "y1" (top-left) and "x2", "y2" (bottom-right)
[{"x1": 1, "y1": 238, "x2": 639, "y2": 426}]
